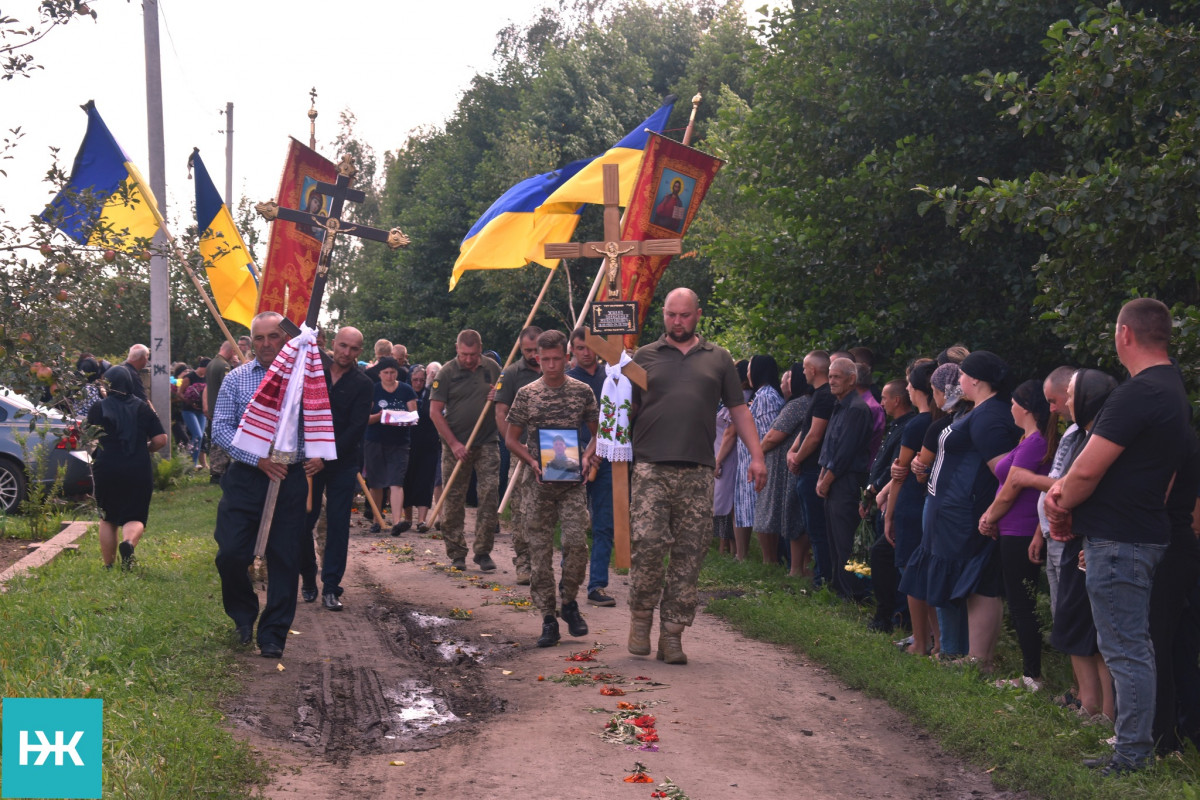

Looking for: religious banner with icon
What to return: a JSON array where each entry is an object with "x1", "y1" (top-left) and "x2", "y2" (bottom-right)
[
  {"x1": 597, "y1": 132, "x2": 723, "y2": 349},
  {"x1": 256, "y1": 138, "x2": 338, "y2": 325}
]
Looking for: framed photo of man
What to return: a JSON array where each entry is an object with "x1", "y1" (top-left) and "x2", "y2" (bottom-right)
[{"x1": 539, "y1": 428, "x2": 583, "y2": 482}]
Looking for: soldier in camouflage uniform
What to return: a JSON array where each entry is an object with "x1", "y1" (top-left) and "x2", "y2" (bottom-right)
[
  {"x1": 629, "y1": 288, "x2": 766, "y2": 664},
  {"x1": 429, "y1": 330, "x2": 503, "y2": 572},
  {"x1": 494, "y1": 326, "x2": 543, "y2": 585},
  {"x1": 505, "y1": 330, "x2": 598, "y2": 647}
]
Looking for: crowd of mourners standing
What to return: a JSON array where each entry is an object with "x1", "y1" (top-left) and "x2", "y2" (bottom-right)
[{"x1": 73, "y1": 295, "x2": 1199, "y2": 777}]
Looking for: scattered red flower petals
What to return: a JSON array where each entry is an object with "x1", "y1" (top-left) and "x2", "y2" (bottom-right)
[
  {"x1": 617, "y1": 701, "x2": 644, "y2": 710},
  {"x1": 600, "y1": 685, "x2": 626, "y2": 696},
  {"x1": 624, "y1": 774, "x2": 654, "y2": 783},
  {"x1": 566, "y1": 648, "x2": 599, "y2": 662},
  {"x1": 564, "y1": 667, "x2": 584, "y2": 675}
]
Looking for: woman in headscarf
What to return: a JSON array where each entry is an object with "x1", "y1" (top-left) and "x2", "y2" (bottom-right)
[
  {"x1": 978, "y1": 379, "x2": 1060, "y2": 691},
  {"x1": 87, "y1": 366, "x2": 167, "y2": 569},
  {"x1": 74, "y1": 357, "x2": 105, "y2": 420},
  {"x1": 901, "y1": 353, "x2": 1018, "y2": 666},
  {"x1": 1049, "y1": 368, "x2": 1118, "y2": 721},
  {"x1": 404, "y1": 364, "x2": 440, "y2": 532},
  {"x1": 364, "y1": 356, "x2": 418, "y2": 536}
]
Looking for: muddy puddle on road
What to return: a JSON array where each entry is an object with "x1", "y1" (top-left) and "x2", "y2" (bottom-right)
[{"x1": 226, "y1": 595, "x2": 519, "y2": 762}]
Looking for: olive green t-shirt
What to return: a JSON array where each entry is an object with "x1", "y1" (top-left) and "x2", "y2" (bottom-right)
[
  {"x1": 430, "y1": 356, "x2": 502, "y2": 444},
  {"x1": 494, "y1": 357, "x2": 541, "y2": 406},
  {"x1": 631, "y1": 335, "x2": 744, "y2": 467}
]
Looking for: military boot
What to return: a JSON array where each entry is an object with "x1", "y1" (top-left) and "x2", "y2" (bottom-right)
[
  {"x1": 628, "y1": 609, "x2": 653, "y2": 656},
  {"x1": 560, "y1": 600, "x2": 588, "y2": 637},
  {"x1": 657, "y1": 620, "x2": 687, "y2": 664},
  {"x1": 537, "y1": 615, "x2": 560, "y2": 648}
]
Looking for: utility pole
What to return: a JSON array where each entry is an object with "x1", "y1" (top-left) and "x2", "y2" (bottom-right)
[
  {"x1": 143, "y1": 0, "x2": 170, "y2": 436},
  {"x1": 224, "y1": 101, "x2": 234, "y2": 207}
]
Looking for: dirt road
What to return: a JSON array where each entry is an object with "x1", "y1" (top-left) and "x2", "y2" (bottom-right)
[{"x1": 225, "y1": 514, "x2": 1022, "y2": 800}]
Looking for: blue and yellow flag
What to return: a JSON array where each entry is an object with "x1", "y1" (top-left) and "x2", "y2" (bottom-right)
[
  {"x1": 450, "y1": 158, "x2": 591, "y2": 290},
  {"x1": 40, "y1": 101, "x2": 163, "y2": 252},
  {"x1": 537, "y1": 97, "x2": 676, "y2": 215},
  {"x1": 189, "y1": 148, "x2": 259, "y2": 329}
]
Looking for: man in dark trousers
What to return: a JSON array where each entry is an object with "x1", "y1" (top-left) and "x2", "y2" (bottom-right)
[
  {"x1": 211, "y1": 312, "x2": 324, "y2": 659},
  {"x1": 299, "y1": 326, "x2": 373, "y2": 611},
  {"x1": 816, "y1": 356, "x2": 875, "y2": 600}
]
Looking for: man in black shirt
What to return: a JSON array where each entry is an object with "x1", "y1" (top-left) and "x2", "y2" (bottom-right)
[
  {"x1": 864, "y1": 380, "x2": 915, "y2": 630},
  {"x1": 1047, "y1": 298, "x2": 1191, "y2": 776},
  {"x1": 787, "y1": 350, "x2": 835, "y2": 586},
  {"x1": 299, "y1": 326, "x2": 373, "y2": 611}
]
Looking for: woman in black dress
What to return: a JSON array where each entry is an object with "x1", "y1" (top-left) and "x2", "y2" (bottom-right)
[
  {"x1": 404, "y1": 364, "x2": 441, "y2": 533},
  {"x1": 88, "y1": 367, "x2": 167, "y2": 569}
]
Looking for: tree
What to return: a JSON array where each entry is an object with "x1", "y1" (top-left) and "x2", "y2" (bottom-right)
[
  {"x1": 925, "y1": 2, "x2": 1200, "y2": 392},
  {"x1": 700, "y1": 0, "x2": 1079, "y2": 376}
]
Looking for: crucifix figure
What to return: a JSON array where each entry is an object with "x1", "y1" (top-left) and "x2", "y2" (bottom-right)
[
  {"x1": 244, "y1": 154, "x2": 410, "y2": 557},
  {"x1": 544, "y1": 163, "x2": 680, "y2": 294},
  {"x1": 542, "y1": 164, "x2": 678, "y2": 570},
  {"x1": 257, "y1": 153, "x2": 409, "y2": 330}
]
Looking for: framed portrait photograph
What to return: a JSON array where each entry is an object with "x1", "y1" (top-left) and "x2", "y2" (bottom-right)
[{"x1": 538, "y1": 428, "x2": 583, "y2": 483}]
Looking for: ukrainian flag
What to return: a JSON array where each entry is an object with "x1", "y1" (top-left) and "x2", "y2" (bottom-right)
[
  {"x1": 537, "y1": 97, "x2": 676, "y2": 215},
  {"x1": 41, "y1": 101, "x2": 163, "y2": 252},
  {"x1": 190, "y1": 148, "x2": 259, "y2": 328},
  {"x1": 449, "y1": 157, "x2": 590, "y2": 291}
]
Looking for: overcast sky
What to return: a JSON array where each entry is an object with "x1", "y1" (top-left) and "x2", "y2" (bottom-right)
[{"x1": 1, "y1": 0, "x2": 770, "y2": 236}]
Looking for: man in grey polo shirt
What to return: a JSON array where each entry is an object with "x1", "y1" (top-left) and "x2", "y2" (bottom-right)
[{"x1": 627, "y1": 288, "x2": 766, "y2": 664}]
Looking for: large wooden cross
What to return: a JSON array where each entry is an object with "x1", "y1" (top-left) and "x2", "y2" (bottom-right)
[
  {"x1": 257, "y1": 153, "x2": 410, "y2": 330},
  {"x1": 248, "y1": 154, "x2": 410, "y2": 556},
  {"x1": 543, "y1": 164, "x2": 678, "y2": 568}
]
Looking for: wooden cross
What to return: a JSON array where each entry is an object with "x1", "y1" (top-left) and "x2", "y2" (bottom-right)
[
  {"x1": 542, "y1": 164, "x2": 677, "y2": 569},
  {"x1": 256, "y1": 153, "x2": 410, "y2": 329},
  {"x1": 248, "y1": 154, "x2": 410, "y2": 557},
  {"x1": 544, "y1": 163, "x2": 680, "y2": 293}
]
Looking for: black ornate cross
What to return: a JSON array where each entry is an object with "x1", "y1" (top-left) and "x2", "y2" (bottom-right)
[{"x1": 256, "y1": 153, "x2": 409, "y2": 330}]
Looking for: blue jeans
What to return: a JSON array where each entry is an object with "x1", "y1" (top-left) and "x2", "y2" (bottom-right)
[
  {"x1": 587, "y1": 460, "x2": 614, "y2": 593},
  {"x1": 1085, "y1": 537, "x2": 1167, "y2": 768},
  {"x1": 796, "y1": 468, "x2": 829, "y2": 587},
  {"x1": 936, "y1": 600, "x2": 968, "y2": 658},
  {"x1": 181, "y1": 409, "x2": 205, "y2": 465}
]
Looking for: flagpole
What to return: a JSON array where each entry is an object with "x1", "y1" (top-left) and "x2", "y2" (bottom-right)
[
  {"x1": 682, "y1": 92, "x2": 702, "y2": 147},
  {"x1": 497, "y1": 257, "x2": 607, "y2": 513},
  {"x1": 427, "y1": 262, "x2": 560, "y2": 528},
  {"x1": 157, "y1": 223, "x2": 244, "y2": 358}
]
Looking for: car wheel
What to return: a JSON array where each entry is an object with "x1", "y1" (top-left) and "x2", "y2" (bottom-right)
[{"x1": 0, "y1": 457, "x2": 26, "y2": 513}]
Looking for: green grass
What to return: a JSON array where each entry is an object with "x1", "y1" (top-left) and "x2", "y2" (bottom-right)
[
  {"x1": 700, "y1": 544, "x2": 1200, "y2": 799},
  {"x1": 0, "y1": 477, "x2": 266, "y2": 798}
]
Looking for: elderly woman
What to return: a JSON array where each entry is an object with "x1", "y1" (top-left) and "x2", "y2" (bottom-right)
[
  {"x1": 404, "y1": 364, "x2": 440, "y2": 532},
  {"x1": 762, "y1": 363, "x2": 813, "y2": 575},
  {"x1": 364, "y1": 356, "x2": 418, "y2": 536},
  {"x1": 88, "y1": 367, "x2": 167, "y2": 569},
  {"x1": 902, "y1": 351, "x2": 1017, "y2": 667},
  {"x1": 746, "y1": 355, "x2": 785, "y2": 564}
]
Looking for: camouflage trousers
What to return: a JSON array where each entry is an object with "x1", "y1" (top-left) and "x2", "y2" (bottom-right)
[
  {"x1": 526, "y1": 480, "x2": 590, "y2": 617},
  {"x1": 630, "y1": 462, "x2": 714, "y2": 626},
  {"x1": 508, "y1": 463, "x2": 534, "y2": 573},
  {"x1": 440, "y1": 441, "x2": 499, "y2": 561}
]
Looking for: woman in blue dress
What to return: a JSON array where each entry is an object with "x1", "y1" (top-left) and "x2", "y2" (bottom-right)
[{"x1": 901, "y1": 352, "x2": 1017, "y2": 667}]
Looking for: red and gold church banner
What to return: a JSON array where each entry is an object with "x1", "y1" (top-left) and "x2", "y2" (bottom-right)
[
  {"x1": 599, "y1": 132, "x2": 724, "y2": 350},
  {"x1": 255, "y1": 138, "x2": 337, "y2": 325}
]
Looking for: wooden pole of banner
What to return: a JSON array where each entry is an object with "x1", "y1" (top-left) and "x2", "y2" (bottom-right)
[
  {"x1": 541, "y1": 165, "x2": 679, "y2": 569},
  {"x1": 426, "y1": 262, "x2": 559, "y2": 528},
  {"x1": 682, "y1": 93, "x2": 702, "y2": 147},
  {"x1": 497, "y1": 258, "x2": 607, "y2": 514},
  {"x1": 157, "y1": 226, "x2": 245, "y2": 359}
]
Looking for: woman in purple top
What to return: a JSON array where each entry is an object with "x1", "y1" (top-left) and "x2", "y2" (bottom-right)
[{"x1": 978, "y1": 380, "x2": 1059, "y2": 689}]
